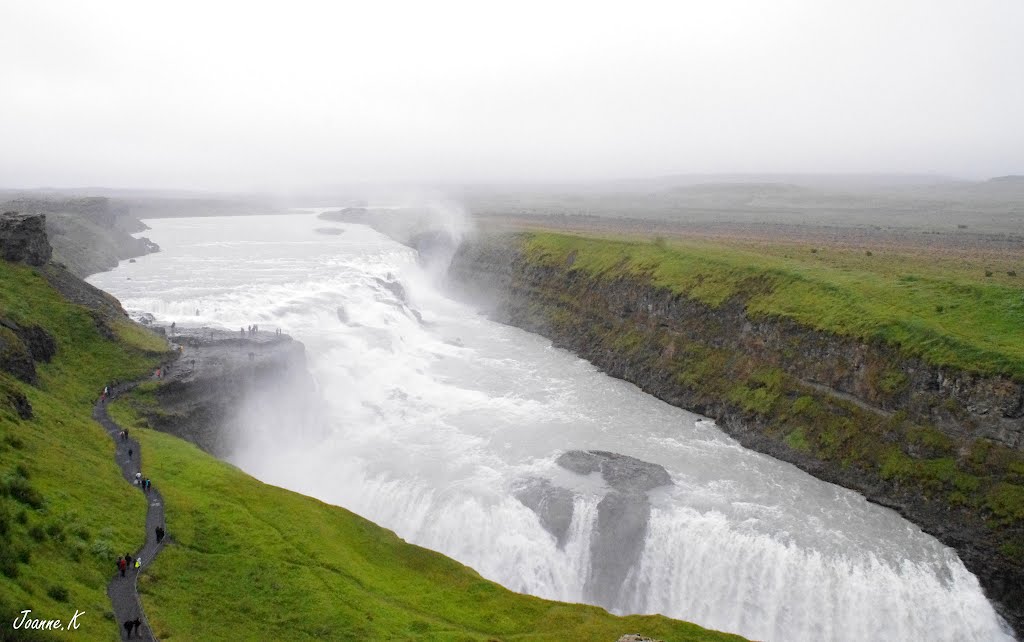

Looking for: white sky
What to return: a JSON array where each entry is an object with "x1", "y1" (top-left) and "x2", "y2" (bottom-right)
[{"x1": 2, "y1": 0, "x2": 1023, "y2": 190}]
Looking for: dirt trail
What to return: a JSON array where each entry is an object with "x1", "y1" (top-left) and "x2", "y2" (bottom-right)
[{"x1": 93, "y1": 380, "x2": 167, "y2": 641}]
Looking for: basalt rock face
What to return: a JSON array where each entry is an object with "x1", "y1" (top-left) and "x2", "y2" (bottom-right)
[
  {"x1": 449, "y1": 234, "x2": 1024, "y2": 636},
  {"x1": 0, "y1": 212, "x2": 52, "y2": 266},
  {"x1": 516, "y1": 451, "x2": 673, "y2": 610},
  {"x1": 140, "y1": 329, "x2": 325, "y2": 458},
  {"x1": 2, "y1": 198, "x2": 160, "y2": 277},
  {"x1": 0, "y1": 318, "x2": 57, "y2": 385},
  {"x1": 562, "y1": 451, "x2": 672, "y2": 609}
]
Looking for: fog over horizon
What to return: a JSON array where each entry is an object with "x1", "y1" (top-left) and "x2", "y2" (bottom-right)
[{"x1": 2, "y1": 0, "x2": 1023, "y2": 192}]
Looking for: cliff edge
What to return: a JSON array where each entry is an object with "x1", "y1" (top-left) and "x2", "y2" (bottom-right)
[{"x1": 448, "y1": 231, "x2": 1024, "y2": 636}]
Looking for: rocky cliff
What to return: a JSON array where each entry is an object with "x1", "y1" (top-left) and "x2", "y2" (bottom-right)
[
  {"x1": 131, "y1": 328, "x2": 324, "y2": 458},
  {"x1": 0, "y1": 212, "x2": 52, "y2": 265},
  {"x1": 448, "y1": 233, "x2": 1024, "y2": 635},
  {"x1": 1, "y1": 197, "x2": 159, "y2": 276}
]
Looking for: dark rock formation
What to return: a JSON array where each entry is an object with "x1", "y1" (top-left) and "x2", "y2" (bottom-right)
[
  {"x1": 374, "y1": 277, "x2": 408, "y2": 303},
  {"x1": 138, "y1": 328, "x2": 325, "y2": 457},
  {"x1": 557, "y1": 450, "x2": 672, "y2": 609},
  {"x1": 557, "y1": 450, "x2": 672, "y2": 493},
  {"x1": 516, "y1": 451, "x2": 672, "y2": 610},
  {"x1": 450, "y1": 234, "x2": 1024, "y2": 636},
  {"x1": 514, "y1": 478, "x2": 575, "y2": 548},
  {"x1": 6, "y1": 387, "x2": 32, "y2": 420},
  {"x1": 0, "y1": 325, "x2": 36, "y2": 384},
  {"x1": 0, "y1": 212, "x2": 52, "y2": 265},
  {"x1": 1, "y1": 197, "x2": 159, "y2": 277},
  {"x1": 0, "y1": 317, "x2": 56, "y2": 385}
]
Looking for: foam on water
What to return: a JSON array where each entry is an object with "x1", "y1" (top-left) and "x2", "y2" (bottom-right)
[{"x1": 88, "y1": 212, "x2": 1015, "y2": 642}]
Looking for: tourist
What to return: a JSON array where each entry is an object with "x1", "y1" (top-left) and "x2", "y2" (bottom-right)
[
  {"x1": 117, "y1": 556, "x2": 126, "y2": 578},
  {"x1": 123, "y1": 620, "x2": 133, "y2": 638},
  {"x1": 133, "y1": 618, "x2": 141, "y2": 636}
]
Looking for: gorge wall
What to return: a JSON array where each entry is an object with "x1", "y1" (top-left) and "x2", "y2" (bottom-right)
[
  {"x1": 447, "y1": 232, "x2": 1024, "y2": 635},
  {"x1": 128, "y1": 328, "x2": 321, "y2": 458}
]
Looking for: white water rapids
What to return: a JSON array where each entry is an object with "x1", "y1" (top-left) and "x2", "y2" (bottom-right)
[{"x1": 88, "y1": 212, "x2": 1014, "y2": 642}]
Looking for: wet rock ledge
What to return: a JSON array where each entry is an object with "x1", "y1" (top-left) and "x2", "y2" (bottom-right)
[{"x1": 137, "y1": 326, "x2": 319, "y2": 457}]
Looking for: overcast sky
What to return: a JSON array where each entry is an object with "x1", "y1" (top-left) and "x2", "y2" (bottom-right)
[{"x1": 2, "y1": 0, "x2": 1022, "y2": 191}]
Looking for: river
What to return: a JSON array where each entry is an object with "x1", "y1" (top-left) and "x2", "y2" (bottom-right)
[{"x1": 88, "y1": 211, "x2": 1014, "y2": 642}]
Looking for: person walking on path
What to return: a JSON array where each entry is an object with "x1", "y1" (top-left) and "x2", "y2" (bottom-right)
[
  {"x1": 96, "y1": 378, "x2": 167, "y2": 640},
  {"x1": 155, "y1": 525, "x2": 164, "y2": 544}
]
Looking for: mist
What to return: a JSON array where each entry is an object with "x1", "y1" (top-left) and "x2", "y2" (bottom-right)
[{"x1": 2, "y1": 0, "x2": 1023, "y2": 191}]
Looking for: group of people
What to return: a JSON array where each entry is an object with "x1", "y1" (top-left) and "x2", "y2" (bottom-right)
[
  {"x1": 106, "y1": 365, "x2": 170, "y2": 641},
  {"x1": 132, "y1": 475, "x2": 151, "y2": 495},
  {"x1": 133, "y1": 471, "x2": 153, "y2": 492},
  {"x1": 100, "y1": 380, "x2": 120, "y2": 403},
  {"x1": 240, "y1": 324, "x2": 285, "y2": 337},
  {"x1": 122, "y1": 617, "x2": 143, "y2": 638},
  {"x1": 116, "y1": 553, "x2": 141, "y2": 578}
]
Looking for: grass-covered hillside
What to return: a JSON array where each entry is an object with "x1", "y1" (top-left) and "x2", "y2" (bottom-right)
[
  {"x1": 0, "y1": 261, "x2": 166, "y2": 640},
  {"x1": 1, "y1": 256, "x2": 745, "y2": 641},
  {"x1": 521, "y1": 232, "x2": 1024, "y2": 379}
]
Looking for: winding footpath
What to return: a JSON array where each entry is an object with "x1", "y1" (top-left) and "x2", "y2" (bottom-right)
[{"x1": 93, "y1": 381, "x2": 166, "y2": 641}]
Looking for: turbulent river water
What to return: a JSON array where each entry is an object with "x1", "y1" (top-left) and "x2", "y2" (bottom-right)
[{"x1": 89, "y1": 212, "x2": 1014, "y2": 642}]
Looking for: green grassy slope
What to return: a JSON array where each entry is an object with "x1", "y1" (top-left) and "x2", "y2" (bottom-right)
[
  {"x1": 0, "y1": 262, "x2": 166, "y2": 641},
  {"x1": 105, "y1": 401, "x2": 743, "y2": 642},
  {"x1": 521, "y1": 232, "x2": 1024, "y2": 379}
]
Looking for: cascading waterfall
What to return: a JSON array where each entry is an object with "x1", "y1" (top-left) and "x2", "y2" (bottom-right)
[{"x1": 88, "y1": 211, "x2": 1015, "y2": 642}]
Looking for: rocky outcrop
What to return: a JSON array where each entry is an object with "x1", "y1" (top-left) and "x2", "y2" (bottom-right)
[
  {"x1": 1, "y1": 198, "x2": 160, "y2": 277},
  {"x1": 0, "y1": 212, "x2": 52, "y2": 265},
  {"x1": 516, "y1": 450, "x2": 672, "y2": 610},
  {"x1": 449, "y1": 234, "x2": 1024, "y2": 636},
  {"x1": 0, "y1": 317, "x2": 56, "y2": 386},
  {"x1": 137, "y1": 328, "x2": 324, "y2": 457}
]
